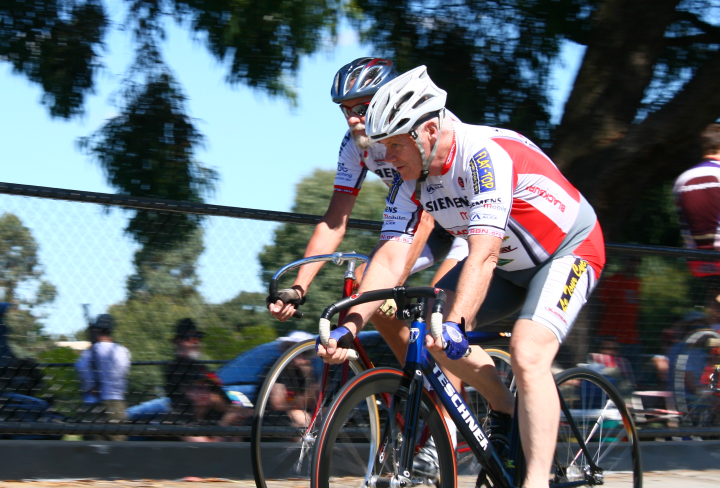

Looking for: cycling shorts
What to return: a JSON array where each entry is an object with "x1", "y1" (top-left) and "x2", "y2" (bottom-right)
[{"x1": 436, "y1": 221, "x2": 604, "y2": 343}]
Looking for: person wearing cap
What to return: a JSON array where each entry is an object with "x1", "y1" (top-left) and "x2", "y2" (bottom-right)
[
  {"x1": 317, "y1": 66, "x2": 606, "y2": 488},
  {"x1": 165, "y1": 319, "x2": 246, "y2": 437},
  {"x1": 75, "y1": 313, "x2": 131, "y2": 439}
]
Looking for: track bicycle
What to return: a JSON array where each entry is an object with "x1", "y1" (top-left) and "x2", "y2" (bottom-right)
[
  {"x1": 253, "y1": 254, "x2": 513, "y2": 488},
  {"x1": 311, "y1": 286, "x2": 642, "y2": 488}
]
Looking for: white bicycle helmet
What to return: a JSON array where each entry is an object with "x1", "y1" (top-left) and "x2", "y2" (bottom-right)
[
  {"x1": 331, "y1": 57, "x2": 397, "y2": 104},
  {"x1": 366, "y1": 66, "x2": 447, "y2": 181}
]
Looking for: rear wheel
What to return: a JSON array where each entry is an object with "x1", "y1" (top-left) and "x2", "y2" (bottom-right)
[
  {"x1": 311, "y1": 367, "x2": 456, "y2": 488},
  {"x1": 553, "y1": 367, "x2": 642, "y2": 488},
  {"x1": 251, "y1": 338, "x2": 370, "y2": 488}
]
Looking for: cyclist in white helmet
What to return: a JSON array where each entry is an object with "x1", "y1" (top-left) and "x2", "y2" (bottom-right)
[
  {"x1": 267, "y1": 58, "x2": 468, "y2": 475},
  {"x1": 318, "y1": 66, "x2": 606, "y2": 488}
]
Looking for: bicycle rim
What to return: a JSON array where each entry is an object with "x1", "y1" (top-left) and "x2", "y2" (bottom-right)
[
  {"x1": 312, "y1": 367, "x2": 456, "y2": 488},
  {"x1": 252, "y1": 338, "x2": 367, "y2": 488},
  {"x1": 673, "y1": 329, "x2": 720, "y2": 427},
  {"x1": 554, "y1": 367, "x2": 642, "y2": 488},
  {"x1": 457, "y1": 348, "x2": 514, "y2": 475}
]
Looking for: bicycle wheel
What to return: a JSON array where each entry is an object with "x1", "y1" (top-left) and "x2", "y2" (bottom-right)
[
  {"x1": 252, "y1": 338, "x2": 370, "y2": 488},
  {"x1": 456, "y1": 348, "x2": 514, "y2": 475},
  {"x1": 673, "y1": 329, "x2": 720, "y2": 426},
  {"x1": 312, "y1": 367, "x2": 456, "y2": 488},
  {"x1": 554, "y1": 367, "x2": 642, "y2": 488}
]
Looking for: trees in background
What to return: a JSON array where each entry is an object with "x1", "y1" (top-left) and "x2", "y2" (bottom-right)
[{"x1": 0, "y1": 213, "x2": 57, "y2": 356}]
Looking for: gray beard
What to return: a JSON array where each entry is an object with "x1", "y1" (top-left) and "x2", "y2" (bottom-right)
[{"x1": 353, "y1": 132, "x2": 374, "y2": 151}]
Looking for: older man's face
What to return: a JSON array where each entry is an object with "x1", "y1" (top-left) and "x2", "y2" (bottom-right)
[
  {"x1": 380, "y1": 133, "x2": 423, "y2": 181},
  {"x1": 339, "y1": 95, "x2": 374, "y2": 150}
]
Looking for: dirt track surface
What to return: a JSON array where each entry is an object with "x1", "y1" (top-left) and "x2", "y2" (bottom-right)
[{"x1": 0, "y1": 470, "x2": 718, "y2": 488}]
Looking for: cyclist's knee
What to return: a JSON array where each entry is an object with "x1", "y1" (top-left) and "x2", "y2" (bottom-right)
[{"x1": 509, "y1": 320, "x2": 558, "y2": 376}]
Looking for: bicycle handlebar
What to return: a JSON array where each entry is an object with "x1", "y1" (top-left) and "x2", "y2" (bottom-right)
[
  {"x1": 269, "y1": 252, "x2": 371, "y2": 319},
  {"x1": 318, "y1": 286, "x2": 447, "y2": 361}
]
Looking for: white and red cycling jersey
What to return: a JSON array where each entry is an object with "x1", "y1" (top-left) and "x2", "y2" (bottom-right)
[
  {"x1": 333, "y1": 131, "x2": 398, "y2": 195},
  {"x1": 380, "y1": 122, "x2": 604, "y2": 277}
]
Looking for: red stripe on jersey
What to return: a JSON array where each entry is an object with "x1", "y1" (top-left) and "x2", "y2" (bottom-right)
[
  {"x1": 334, "y1": 186, "x2": 361, "y2": 196},
  {"x1": 572, "y1": 220, "x2": 606, "y2": 279},
  {"x1": 493, "y1": 138, "x2": 579, "y2": 202},
  {"x1": 512, "y1": 199, "x2": 567, "y2": 253}
]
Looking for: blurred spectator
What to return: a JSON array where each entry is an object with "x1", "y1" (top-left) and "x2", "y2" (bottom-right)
[
  {"x1": 165, "y1": 318, "x2": 247, "y2": 441},
  {"x1": 596, "y1": 256, "x2": 642, "y2": 363},
  {"x1": 75, "y1": 314, "x2": 131, "y2": 440},
  {"x1": 673, "y1": 123, "x2": 720, "y2": 308},
  {"x1": 587, "y1": 336, "x2": 636, "y2": 395}
]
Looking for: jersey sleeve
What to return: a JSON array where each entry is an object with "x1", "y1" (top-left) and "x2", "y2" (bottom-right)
[
  {"x1": 465, "y1": 140, "x2": 514, "y2": 240},
  {"x1": 334, "y1": 131, "x2": 369, "y2": 196},
  {"x1": 380, "y1": 173, "x2": 422, "y2": 244}
]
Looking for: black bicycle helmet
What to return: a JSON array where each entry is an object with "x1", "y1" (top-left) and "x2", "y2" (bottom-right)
[{"x1": 331, "y1": 57, "x2": 398, "y2": 104}]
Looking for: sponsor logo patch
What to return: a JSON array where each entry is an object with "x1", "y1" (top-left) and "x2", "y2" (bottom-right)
[
  {"x1": 427, "y1": 183, "x2": 444, "y2": 194},
  {"x1": 458, "y1": 177, "x2": 465, "y2": 188},
  {"x1": 557, "y1": 259, "x2": 589, "y2": 312},
  {"x1": 497, "y1": 258, "x2": 514, "y2": 267},
  {"x1": 387, "y1": 171, "x2": 403, "y2": 204},
  {"x1": 409, "y1": 328, "x2": 420, "y2": 343},
  {"x1": 469, "y1": 149, "x2": 496, "y2": 194}
]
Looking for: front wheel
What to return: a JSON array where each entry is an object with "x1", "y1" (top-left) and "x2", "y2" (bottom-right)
[
  {"x1": 251, "y1": 338, "x2": 368, "y2": 488},
  {"x1": 554, "y1": 367, "x2": 642, "y2": 488},
  {"x1": 311, "y1": 367, "x2": 457, "y2": 488}
]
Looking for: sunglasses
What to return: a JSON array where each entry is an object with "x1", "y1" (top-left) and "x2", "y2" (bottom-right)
[{"x1": 340, "y1": 102, "x2": 370, "y2": 118}]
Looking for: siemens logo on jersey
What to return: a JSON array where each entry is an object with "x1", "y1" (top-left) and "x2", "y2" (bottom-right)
[
  {"x1": 425, "y1": 196, "x2": 470, "y2": 212},
  {"x1": 374, "y1": 167, "x2": 397, "y2": 179}
]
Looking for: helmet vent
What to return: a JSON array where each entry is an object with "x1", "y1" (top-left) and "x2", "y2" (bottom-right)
[
  {"x1": 412, "y1": 94, "x2": 433, "y2": 109},
  {"x1": 360, "y1": 67, "x2": 381, "y2": 90},
  {"x1": 346, "y1": 66, "x2": 364, "y2": 93},
  {"x1": 388, "y1": 91, "x2": 414, "y2": 124}
]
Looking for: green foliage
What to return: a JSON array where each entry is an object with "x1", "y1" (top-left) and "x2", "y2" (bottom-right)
[
  {"x1": 0, "y1": 213, "x2": 57, "y2": 356},
  {"x1": 170, "y1": 0, "x2": 339, "y2": 99},
  {"x1": 619, "y1": 182, "x2": 683, "y2": 247},
  {"x1": 347, "y1": 0, "x2": 591, "y2": 145},
  {"x1": 638, "y1": 255, "x2": 693, "y2": 348},
  {"x1": 0, "y1": 0, "x2": 108, "y2": 118},
  {"x1": 37, "y1": 347, "x2": 82, "y2": 416},
  {"x1": 78, "y1": 74, "x2": 217, "y2": 251}
]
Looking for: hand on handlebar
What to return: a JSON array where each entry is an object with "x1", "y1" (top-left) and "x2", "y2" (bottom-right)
[
  {"x1": 316, "y1": 325, "x2": 355, "y2": 364},
  {"x1": 425, "y1": 320, "x2": 470, "y2": 360},
  {"x1": 267, "y1": 288, "x2": 305, "y2": 322}
]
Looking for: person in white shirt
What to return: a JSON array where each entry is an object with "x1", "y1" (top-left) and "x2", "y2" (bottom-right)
[{"x1": 75, "y1": 314, "x2": 131, "y2": 439}]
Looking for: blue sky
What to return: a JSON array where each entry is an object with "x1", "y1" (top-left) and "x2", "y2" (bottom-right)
[{"x1": 0, "y1": 12, "x2": 585, "y2": 336}]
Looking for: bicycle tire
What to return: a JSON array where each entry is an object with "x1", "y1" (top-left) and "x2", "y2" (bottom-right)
[
  {"x1": 251, "y1": 338, "x2": 370, "y2": 488},
  {"x1": 554, "y1": 367, "x2": 642, "y2": 488},
  {"x1": 457, "y1": 348, "x2": 514, "y2": 475},
  {"x1": 311, "y1": 367, "x2": 456, "y2": 488},
  {"x1": 673, "y1": 328, "x2": 720, "y2": 426}
]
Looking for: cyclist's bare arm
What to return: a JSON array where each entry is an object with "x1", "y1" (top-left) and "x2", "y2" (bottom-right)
[
  {"x1": 316, "y1": 239, "x2": 410, "y2": 363},
  {"x1": 398, "y1": 210, "x2": 435, "y2": 285},
  {"x1": 268, "y1": 191, "x2": 357, "y2": 321}
]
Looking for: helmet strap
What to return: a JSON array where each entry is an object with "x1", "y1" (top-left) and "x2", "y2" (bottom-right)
[{"x1": 411, "y1": 108, "x2": 445, "y2": 188}]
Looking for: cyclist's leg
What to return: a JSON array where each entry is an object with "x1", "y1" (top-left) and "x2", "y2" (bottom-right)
[
  {"x1": 510, "y1": 319, "x2": 560, "y2": 488},
  {"x1": 369, "y1": 311, "x2": 411, "y2": 366},
  {"x1": 512, "y1": 251, "x2": 601, "y2": 488},
  {"x1": 431, "y1": 265, "x2": 525, "y2": 416}
]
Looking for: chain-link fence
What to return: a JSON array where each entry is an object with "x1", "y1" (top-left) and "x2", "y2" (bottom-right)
[{"x1": 0, "y1": 181, "x2": 718, "y2": 440}]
